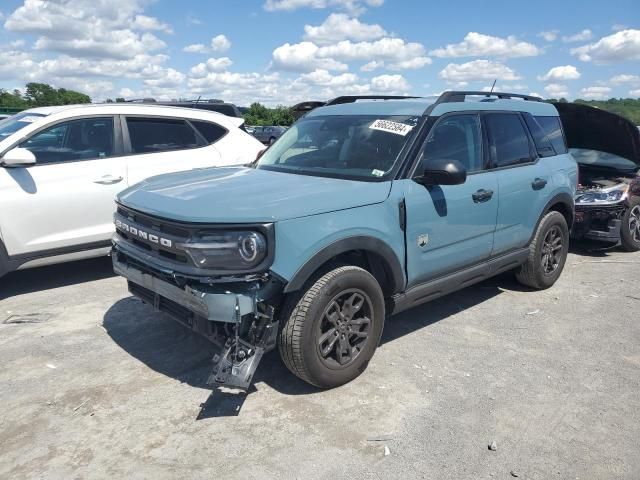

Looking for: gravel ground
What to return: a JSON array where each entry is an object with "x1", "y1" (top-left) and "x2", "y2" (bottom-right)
[{"x1": 0, "y1": 245, "x2": 639, "y2": 480}]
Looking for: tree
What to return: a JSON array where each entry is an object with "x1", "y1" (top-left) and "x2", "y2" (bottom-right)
[
  {"x1": 243, "y1": 102, "x2": 294, "y2": 126},
  {"x1": 22, "y1": 82, "x2": 91, "y2": 107}
]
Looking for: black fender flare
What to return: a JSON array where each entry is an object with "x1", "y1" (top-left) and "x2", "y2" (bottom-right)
[
  {"x1": 528, "y1": 192, "x2": 575, "y2": 245},
  {"x1": 283, "y1": 236, "x2": 406, "y2": 295}
]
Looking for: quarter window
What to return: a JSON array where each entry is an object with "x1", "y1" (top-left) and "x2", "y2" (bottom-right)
[
  {"x1": 419, "y1": 114, "x2": 484, "y2": 173},
  {"x1": 485, "y1": 113, "x2": 533, "y2": 168},
  {"x1": 190, "y1": 120, "x2": 227, "y2": 144},
  {"x1": 126, "y1": 117, "x2": 200, "y2": 153},
  {"x1": 535, "y1": 116, "x2": 568, "y2": 154},
  {"x1": 20, "y1": 117, "x2": 114, "y2": 164}
]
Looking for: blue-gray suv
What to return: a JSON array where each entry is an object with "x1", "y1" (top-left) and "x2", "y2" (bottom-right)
[{"x1": 112, "y1": 91, "x2": 578, "y2": 389}]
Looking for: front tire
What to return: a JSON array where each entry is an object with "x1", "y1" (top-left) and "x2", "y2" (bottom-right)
[
  {"x1": 621, "y1": 198, "x2": 640, "y2": 252},
  {"x1": 516, "y1": 211, "x2": 569, "y2": 290},
  {"x1": 278, "y1": 266, "x2": 385, "y2": 388}
]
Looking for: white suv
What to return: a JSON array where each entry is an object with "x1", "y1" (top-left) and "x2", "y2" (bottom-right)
[{"x1": 0, "y1": 104, "x2": 264, "y2": 278}]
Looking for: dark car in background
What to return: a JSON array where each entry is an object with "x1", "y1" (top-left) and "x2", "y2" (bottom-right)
[
  {"x1": 124, "y1": 98, "x2": 243, "y2": 118},
  {"x1": 556, "y1": 103, "x2": 640, "y2": 251},
  {"x1": 252, "y1": 125, "x2": 287, "y2": 144}
]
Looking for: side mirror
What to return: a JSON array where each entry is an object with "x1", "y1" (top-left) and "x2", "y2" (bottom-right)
[
  {"x1": 413, "y1": 158, "x2": 467, "y2": 186},
  {"x1": 1, "y1": 147, "x2": 36, "y2": 167}
]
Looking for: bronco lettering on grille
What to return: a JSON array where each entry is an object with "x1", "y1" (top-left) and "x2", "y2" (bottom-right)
[{"x1": 115, "y1": 219, "x2": 173, "y2": 247}]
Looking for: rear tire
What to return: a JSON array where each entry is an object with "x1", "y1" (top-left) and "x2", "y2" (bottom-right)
[
  {"x1": 620, "y1": 198, "x2": 640, "y2": 252},
  {"x1": 268, "y1": 136, "x2": 276, "y2": 145},
  {"x1": 516, "y1": 211, "x2": 569, "y2": 290},
  {"x1": 278, "y1": 266, "x2": 385, "y2": 388}
]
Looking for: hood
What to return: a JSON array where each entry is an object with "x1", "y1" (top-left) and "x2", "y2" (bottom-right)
[
  {"x1": 554, "y1": 102, "x2": 640, "y2": 170},
  {"x1": 117, "y1": 166, "x2": 392, "y2": 223}
]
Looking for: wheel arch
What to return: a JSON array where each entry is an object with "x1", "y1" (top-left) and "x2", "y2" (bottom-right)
[{"x1": 282, "y1": 236, "x2": 406, "y2": 297}]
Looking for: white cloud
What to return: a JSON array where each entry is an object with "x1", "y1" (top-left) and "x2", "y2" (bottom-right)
[
  {"x1": 189, "y1": 58, "x2": 234, "y2": 77},
  {"x1": 571, "y1": 29, "x2": 640, "y2": 63},
  {"x1": 579, "y1": 86, "x2": 612, "y2": 99},
  {"x1": 370, "y1": 74, "x2": 409, "y2": 92},
  {"x1": 211, "y1": 34, "x2": 231, "y2": 52},
  {"x1": 562, "y1": 29, "x2": 592, "y2": 43},
  {"x1": 538, "y1": 65, "x2": 581, "y2": 82},
  {"x1": 297, "y1": 69, "x2": 359, "y2": 86},
  {"x1": 4, "y1": 0, "x2": 170, "y2": 60},
  {"x1": 361, "y1": 60, "x2": 383, "y2": 72},
  {"x1": 131, "y1": 15, "x2": 173, "y2": 34},
  {"x1": 612, "y1": 24, "x2": 627, "y2": 32},
  {"x1": 183, "y1": 34, "x2": 231, "y2": 54},
  {"x1": 430, "y1": 32, "x2": 541, "y2": 58},
  {"x1": 439, "y1": 60, "x2": 521, "y2": 83},
  {"x1": 271, "y1": 41, "x2": 348, "y2": 71},
  {"x1": 264, "y1": 0, "x2": 383, "y2": 15},
  {"x1": 544, "y1": 83, "x2": 569, "y2": 98},
  {"x1": 0, "y1": 50, "x2": 35, "y2": 80},
  {"x1": 143, "y1": 68, "x2": 186, "y2": 89},
  {"x1": 629, "y1": 88, "x2": 640, "y2": 97},
  {"x1": 303, "y1": 13, "x2": 386, "y2": 45},
  {"x1": 271, "y1": 36, "x2": 428, "y2": 72},
  {"x1": 538, "y1": 30, "x2": 558, "y2": 42},
  {"x1": 610, "y1": 74, "x2": 640, "y2": 85}
]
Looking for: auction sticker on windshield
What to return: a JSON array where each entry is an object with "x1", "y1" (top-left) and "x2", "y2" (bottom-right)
[{"x1": 369, "y1": 119, "x2": 414, "y2": 136}]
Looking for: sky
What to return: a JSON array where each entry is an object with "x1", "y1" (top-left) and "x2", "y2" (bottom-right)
[{"x1": 0, "y1": 0, "x2": 639, "y2": 106}]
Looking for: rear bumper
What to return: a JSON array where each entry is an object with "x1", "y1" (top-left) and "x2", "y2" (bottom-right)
[{"x1": 112, "y1": 248, "x2": 259, "y2": 323}]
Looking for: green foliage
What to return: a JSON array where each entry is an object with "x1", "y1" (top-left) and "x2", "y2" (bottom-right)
[
  {"x1": 0, "y1": 83, "x2": 91, "y2": 112},
  {"x1": 573, "y1": 98, "x2": 640, "y2": 125},
  {"x1": 243, "y1": 102, "x2": 295, "y2": 126}
]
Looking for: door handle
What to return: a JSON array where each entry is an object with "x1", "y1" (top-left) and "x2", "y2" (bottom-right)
[
  {"x1": 94, "y1": 175, "x2": 123, "y2": 185},
  {"x1": 532, "y1": 178, "x2": 547, "y2": 190},
  {"x1": 472, "y1": 189, "x2": 494, "y2": 203}
]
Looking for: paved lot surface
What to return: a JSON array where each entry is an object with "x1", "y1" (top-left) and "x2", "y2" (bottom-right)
[{"x1": 0, "y1": 245, "x2": 639, "y2": 480}]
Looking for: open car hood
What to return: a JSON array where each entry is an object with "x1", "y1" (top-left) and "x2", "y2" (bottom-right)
[{"x1": 554, "y1": 102, "x2": 640, "y2": 170}]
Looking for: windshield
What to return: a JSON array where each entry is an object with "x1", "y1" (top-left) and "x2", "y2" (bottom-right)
[
  {"x1": 256, "y1": 114, "x2": 418, "y2": 181},
  {"x1": 0, "y1": 112, "x2": 46, "y2": 140}
]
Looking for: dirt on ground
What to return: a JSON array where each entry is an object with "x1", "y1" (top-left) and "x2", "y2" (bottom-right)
[{"x1": 0, "y1": 245, "x2": 639, "y2": 479}]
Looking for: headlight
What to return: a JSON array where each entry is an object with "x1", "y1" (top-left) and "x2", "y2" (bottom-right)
[
  {"x1": 176, "y1": 231, "x2": 267, "y2": 270},
  {"x1": 575, "y1": 184, "x2": 628, "y2": 205}
]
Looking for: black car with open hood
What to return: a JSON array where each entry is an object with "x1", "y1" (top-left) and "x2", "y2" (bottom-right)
[{"x1": 555, "y1": 102, "x2": 640, "y2": 251}]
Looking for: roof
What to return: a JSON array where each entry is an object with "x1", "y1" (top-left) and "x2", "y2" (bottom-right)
[
  {"x1": 307, "y1": 98, "x2": 436, "y2": 117},
  {"x1": 17, "y1": 103, "x2": 244, "y2": 127},
  {"x1": 305, "y1": 95, "x2": 559, "y2": 118}
]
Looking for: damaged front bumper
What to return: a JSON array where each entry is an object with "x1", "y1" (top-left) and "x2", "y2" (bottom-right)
[
  {"x1": 112, "y1": 245, "x2": 282, "y2": 389},
  {"x1": 572, "y1": 203, "x2": 625, "y2": 243}
]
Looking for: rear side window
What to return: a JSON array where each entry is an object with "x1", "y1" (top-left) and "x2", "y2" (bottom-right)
[
  {"x1": 485, "y1": 113, "x2": 533, "y2": 168},
  {"x1": 535, "y1": 116, "x2": 568, "y2": 154},
  {"x1": 523, "y1": 114, "x2": 555, "y2": 158},
  {"x1": 126, "y1": 117, "x2": 200, "y2": 154},
  {"x1": 190, "y1": 120, "x2": 227, "y2": 144}
]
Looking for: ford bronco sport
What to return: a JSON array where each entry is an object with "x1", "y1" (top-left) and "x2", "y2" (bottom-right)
[{"x1": 112, "y1": 91, "x2": 577, "y2": 389}]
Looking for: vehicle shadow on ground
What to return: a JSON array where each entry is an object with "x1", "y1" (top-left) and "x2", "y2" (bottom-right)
[
  {"x1": 102, "y1": 271, "x2": 524, "y2": 419},
  {"x1": 0, "y1": 257, "x2": 115, "y2": 301}
]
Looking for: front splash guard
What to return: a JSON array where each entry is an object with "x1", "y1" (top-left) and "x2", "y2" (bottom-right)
[{"x1": 207, "y1": 300, "x2": 278, "y2": 390}]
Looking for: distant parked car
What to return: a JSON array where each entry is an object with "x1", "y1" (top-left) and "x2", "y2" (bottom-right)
[
  {"x1": 0, "y1": 103, "x2": 264, "y2": 278},
  {"x1": 252, "y1": 125, "x2": 287, "y2": 144}
]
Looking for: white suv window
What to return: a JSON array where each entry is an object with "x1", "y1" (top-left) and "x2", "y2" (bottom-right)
[
  {"x1": 126, "y1": 117, "x2": 200, "y2": 153},
  {"x1": 20, "y1": 117, "x2": 115, "y2": 165}
]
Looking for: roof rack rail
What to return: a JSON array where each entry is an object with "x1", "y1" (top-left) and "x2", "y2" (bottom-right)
[
  {"x1": 326, "y1": 95, "x2": 421, "y2": 106},
  {"x1": 435, "y1": 91, "x2": 543, "y2": 104}
]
